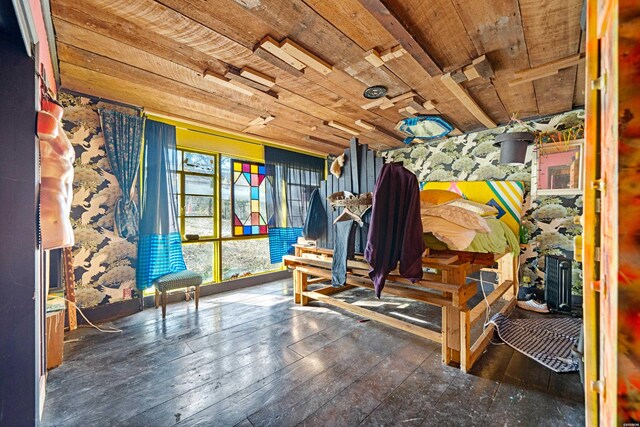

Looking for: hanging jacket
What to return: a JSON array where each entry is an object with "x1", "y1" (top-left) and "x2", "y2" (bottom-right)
[
  {"x1": 365, "y1": 163, "x2": 424, "y2": 297},
  {"x1": 303, "y1": 188, "x2": 327, "y2": 241}
]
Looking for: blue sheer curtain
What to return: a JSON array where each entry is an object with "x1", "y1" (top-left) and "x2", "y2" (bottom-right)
[
  {"x1": 136, "y1": 120, "x2": 186, "y2": 290},
  {"x1": 98, "y1": 109, "x2": 144, "y2": 238},
  {"x1": 265, "y1": 147, "x2": 324, "y2": 263}
]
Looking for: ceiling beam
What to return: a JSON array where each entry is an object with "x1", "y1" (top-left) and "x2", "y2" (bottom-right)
[
  {"x1": 354, "y1": 0, "x2": 442, "y2": 76},
  {"x1": 441, "y1": 72, "x2": 497, "y2": 128},
  {"x1": 509, "y1": 52, "x2": 586, "y2": 87},
  {"x1": 304, "y1": 135, "x2": 349, "y2": 150}
]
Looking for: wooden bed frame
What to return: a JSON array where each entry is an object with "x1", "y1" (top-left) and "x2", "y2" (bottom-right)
[{"x1": 284, "y1": 244, "x2": 519, "y2": 372}]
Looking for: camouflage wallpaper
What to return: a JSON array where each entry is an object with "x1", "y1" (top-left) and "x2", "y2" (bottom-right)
[
  {"x1": 383, "y1": 109, "x2": 585, "y2": 295},
  {"x1": 60, "y1": 92, "x2": 140, "y2": 308}
]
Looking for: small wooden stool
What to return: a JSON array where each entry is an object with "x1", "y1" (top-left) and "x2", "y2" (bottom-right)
[{"x1": 153, "y1": 270, "x2": 203, "y2": 319}]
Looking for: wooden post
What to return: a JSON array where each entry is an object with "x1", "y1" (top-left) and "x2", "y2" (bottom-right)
[
  {"x1": 440, "y1": 265, "x2": 472, "y2": 366},
  {"x1": 460, "y1": 310, "x2": 471, "y2": 372},
  {"x1": 155, "y1": 288, "x2": 159, "y2": 308},
  {"x1": 300, "y1": 271, "x2": 309, "y2": 306},
  {"x1": 62, "y1": 247, "x2": 77, "y2": 331},
  {"x1": 195, "y1": 285, "x2": 200, "y2": 310},
  {"x1": 441, "y1": 306, "x2": 450, "y2": 365},
  {"x1": 498, "y1": 252, "x2": 518, "y2": 301},
  {"x1": 293, "y1": 269, "x2": 302, "y2": 305}
]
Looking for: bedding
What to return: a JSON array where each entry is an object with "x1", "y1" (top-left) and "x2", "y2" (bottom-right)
[
  {"x1": 420, "y1": 204, "x2": 491, "y2": 233},
  {"x1": 421, "y1": 216, "x2": 477, "y2": 250},
  {"x1": 423, "y1": 217, "x2": 519, "y2": 255},
  {"x1": 419, "y1": 189, "x2": 462, "y2": 206},
  {"x1": 420, "y1": 181, "x2": 525, "y2": 236},
  {"x1": 446, "y1": 198, "x2": 499, "y2": 217}
]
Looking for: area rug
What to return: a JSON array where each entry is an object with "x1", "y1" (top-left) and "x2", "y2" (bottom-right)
[{"x1": 489, "y1": 313, "x2": 581, "y2": 373}]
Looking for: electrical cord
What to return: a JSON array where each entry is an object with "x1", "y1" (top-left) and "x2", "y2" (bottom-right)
[
  {"x1": 62, "y1": 298, "x2": 123, "y2": 333},
  {"x1": 468, "y1": 270, "x2": 505, "y2": 346}
]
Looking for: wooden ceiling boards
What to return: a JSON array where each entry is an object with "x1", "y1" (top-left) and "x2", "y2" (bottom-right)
[{"x1": 51, "y1": 0, "x2": 585, "y2": 154}]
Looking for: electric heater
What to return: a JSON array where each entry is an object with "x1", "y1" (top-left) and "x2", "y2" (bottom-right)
[{"x1": 544, "y1": 255, "x2": 573, "y2": 313}]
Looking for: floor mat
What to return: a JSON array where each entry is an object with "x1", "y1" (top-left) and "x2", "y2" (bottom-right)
[{"x1": 489, "y1": 313, "x2": 581, "y2": 373}]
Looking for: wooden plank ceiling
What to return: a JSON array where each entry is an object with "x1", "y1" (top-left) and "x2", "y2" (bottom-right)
[{"x1": 51, "y1": 0, "x2": 585, "y2": 155}]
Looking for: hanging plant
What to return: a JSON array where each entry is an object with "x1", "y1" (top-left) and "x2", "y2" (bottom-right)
[
  {"x1": 535, "y1": 123, "x2": 585, "y2": 153},
  {"x1": 502, "y1": 114, "x2": 584, "y2": 156}
]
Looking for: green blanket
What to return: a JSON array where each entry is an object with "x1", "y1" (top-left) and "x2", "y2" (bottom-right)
[{"x1": 424, "y1": 218, "x2": 519, "y2": 255}]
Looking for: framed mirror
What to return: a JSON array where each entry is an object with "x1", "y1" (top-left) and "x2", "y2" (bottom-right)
[{"x1": 531, "y1": 139, "x2": 584, "y2": 198}]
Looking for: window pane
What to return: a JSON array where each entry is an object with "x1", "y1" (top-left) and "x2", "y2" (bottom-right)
[
  {"x1": 289, "y1": 184, "x2": 302, "y2": 201},
  {"x1": 233, "y1": 183, "x2": 251, "y2": 223},
  {"x1": 231, "y1": 159, "x2": 267, "y2": 236},
  {"x1": 177, "y1": 150, "x2": 182, "y2": 171},
  {"x1": 184, "y1": 152, "x2": 215, "y2": 174},
  {"x1": 184, "y1": 217, "x2": 214, "y2": 237},
  {"x1": 175, "y1": 173, "x2": 181, "y2": 211},
  {"x1": 221, "y1": 157, "x2": 232, "y2": 237},
  {"x1": 222, "y1": 239, "x2": 281, "y2": 280},
  {"x1": 183, "y1": 242, "x2": 214, "y2": 283},
  {"x1": 185, "y1": 195, "x2": 213, "y2": 216},
  {"x1": 185, "y1": 174, "x2": 214, "y2": 195}
]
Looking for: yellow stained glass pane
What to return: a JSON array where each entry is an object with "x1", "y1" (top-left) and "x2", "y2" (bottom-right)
[
  {"x1": 251, "y1": 164, "x2": 258, "y2": 173},
  {"x1": 234, "y1": 226, "x2": 244, "y2": 235},
  {"x1": 251, "y1": 200, "x2": 260, "y2": 212},
  {"x1": 233, "y1": 162, "x2": 242, "y2": 171}
]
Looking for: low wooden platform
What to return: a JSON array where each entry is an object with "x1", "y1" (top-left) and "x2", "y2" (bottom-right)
[{"x1": 284, "y1": 244, "x2": 519, "y2": 372}]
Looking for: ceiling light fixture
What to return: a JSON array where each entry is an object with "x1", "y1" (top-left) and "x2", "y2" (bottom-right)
[{"x1": 363, "y1": 85, "x2": 388, "y2": 99}]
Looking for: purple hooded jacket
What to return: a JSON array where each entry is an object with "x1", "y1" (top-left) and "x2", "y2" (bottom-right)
[{"x1": 364, "y1": 163, "x2": 424, "y2": 297}]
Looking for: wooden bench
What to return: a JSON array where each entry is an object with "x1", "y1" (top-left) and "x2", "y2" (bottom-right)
[{"x1": 284, "y1": 244, "x2": 518, "y2": 372}]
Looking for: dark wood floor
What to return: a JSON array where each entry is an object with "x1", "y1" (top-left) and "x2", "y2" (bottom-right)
[{"x1": 43, "y1": 279, "x2": 585, "y2": 427}]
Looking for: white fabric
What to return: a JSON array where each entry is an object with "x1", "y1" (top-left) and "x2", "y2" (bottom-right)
[
  {"x1": 420, "y1": 205, "x2": 491, "y2": 233},
  {"x1": 446, "y1": 199, "x2": 499, "y2": 217},
  {"x1": 420, "y1": 215, "x2": 477, "y2": 250}
]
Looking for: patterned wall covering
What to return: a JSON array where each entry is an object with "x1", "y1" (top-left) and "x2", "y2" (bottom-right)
[
  {"x1": 383, "y1": 109, "x2": 585, "y2": 295},
  {"x1": 59, "y1": 92, "x2": 139, "y2": 308}
]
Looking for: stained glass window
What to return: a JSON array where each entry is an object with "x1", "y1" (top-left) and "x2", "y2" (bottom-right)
[{"x1": 231, "y1": 160, "x2": 268, "y2": 236}]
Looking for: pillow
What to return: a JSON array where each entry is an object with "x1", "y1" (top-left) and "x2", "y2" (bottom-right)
[
  {"x1": 446, "y1": 199, "x2": 498, "y2": 217},
  {"x1": 419, "y1": 189, "x2": 462, "y2": 207},
  {"x1": 421, "y1": 205, "x2": 491, "y2": 233},
  {"x1": 421, "y1": 215, "x2": 476, "y2": 250}
]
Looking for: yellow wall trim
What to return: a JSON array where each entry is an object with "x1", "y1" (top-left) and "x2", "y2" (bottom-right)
[{"x1": 146, "y1": 111, "x2": 327, "y2": 159}]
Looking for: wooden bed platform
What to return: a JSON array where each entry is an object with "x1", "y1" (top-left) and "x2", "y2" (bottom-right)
[{"x1": 284, "y1": 244, "x2": 519, "y2": 372}]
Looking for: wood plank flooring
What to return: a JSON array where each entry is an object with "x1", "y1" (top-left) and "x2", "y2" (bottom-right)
[{"x1": 42, "y1": 279, "x2": 585, "y2": 426}]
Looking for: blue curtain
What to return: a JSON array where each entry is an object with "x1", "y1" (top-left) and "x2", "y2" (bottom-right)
[
  {"x1": 136, "y1": 120, "x2": 186, "y2": 290},
  {"x1": 99, "y1": 109, "x2": 145, "y2": 238},
  {"x1": 265, "y1": 147, "x2": 324, "y2": 263}
]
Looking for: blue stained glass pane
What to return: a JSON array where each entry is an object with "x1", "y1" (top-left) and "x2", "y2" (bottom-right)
[
  {"x1": 243, "y1": 172, "x2": 251, "y2": 183},
  {"x1": 258, "y1": 165, "x2": 265, "y2": 174},
  {"x1": 252, "y1": 225, "x2": 259, "y2": 234},
  {"x1": 251, "y1": 187, "x2": 259, "y2": 200},
  {"x1": 244, "y1": 226, "x2": 253, "y2": 235}
]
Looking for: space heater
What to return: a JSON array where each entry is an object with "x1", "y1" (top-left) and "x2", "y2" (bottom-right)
[{"x1": 544, "y1": 255, "x2": 573, "y2": 312}]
